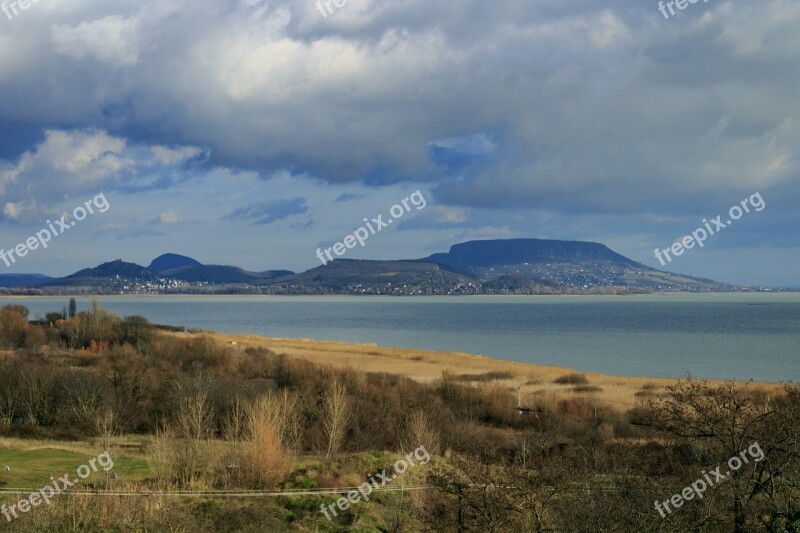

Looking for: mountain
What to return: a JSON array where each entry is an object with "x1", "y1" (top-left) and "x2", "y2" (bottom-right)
[
  {"x1": 422, "y1": 238, "x2": 637, "y2": 270},
  {"x1": 148, "y1": 253, "x2": 293, "y2": 283},
  {"x1": 64, "y1": 260, "x2": 159, "y2": 281},
  {"x1": 148, "y1": 254, "x2": 202, "y2": 273},
  {"x1": 268, "y1": 259, "x2": 477, "y2": 294},
  {"x1": 164, "y1": 264, "x2": 293, "y2": 284},
  {"x1": 0, "y1": 239, "x2": 741, "y2": 294},
  {"x1": 32, "y1": 259, "x2": 164, "y2": 290},
  {"x1": 0, "y1": 274, "x2": 53, "y2": 288},
  {"x1": 419, "y1": 238, "x2": 729, "y2": 292},
  {"x1": 481, "y1": 274, "x2": 551, "y2": 294}
]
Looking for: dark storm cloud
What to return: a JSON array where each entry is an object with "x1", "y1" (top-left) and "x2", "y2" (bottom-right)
[
  {"x1": 0, "y1": 0, "x2": 797, "y2": 215},
  {"x1": 0, "y1": 0, "x2": 796, "y2": 283}
]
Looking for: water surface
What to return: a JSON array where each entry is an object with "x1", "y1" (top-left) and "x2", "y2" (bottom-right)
[{"x1": 3, "y1": 294, "x2": 798, "y2": 382}]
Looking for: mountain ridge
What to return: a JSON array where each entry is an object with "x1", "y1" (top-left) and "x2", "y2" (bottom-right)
[
  {"x1": 421, "y1": 238, "x2": 639, "y2": 269},
  {"x1": 0, "y1": 239, "x2": 744, "y2": 294}
]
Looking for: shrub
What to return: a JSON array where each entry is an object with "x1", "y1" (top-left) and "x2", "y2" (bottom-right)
[
  {"x1": 453, "y1": 371, "x2": 515, "y2": 382},
  {"x1": 553, "y1": 373, "x2": 589, "y2": 385},
  {"x1": 573, "y1": 385, "x2": 603, "y2": 393},
  {"x1": 0, "y1": 306, "x2": 31, "y2": 348}
]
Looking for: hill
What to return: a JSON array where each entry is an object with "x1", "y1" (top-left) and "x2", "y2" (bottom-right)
[
  {"x1": 148, "y1": 253, "x2": 202, "y2": 273},
  {"x1": 164, "y1": 265, "x2": 293, "y2": 284},
  {"x1": 0, "y1": 238, "x2": 739, "y2": 294},
  {"x1": 0, "y1": 274, "x2": 53, "y2": 288},
  {"x1": 267, "y1": 259, "x2": 477, "y2": 295},
  {"x1": 420, "y1": 238, "x2": 729, "y2": 292},
  {"x1": 64, "y1": 260, "x2": 159, "y2": 281}
]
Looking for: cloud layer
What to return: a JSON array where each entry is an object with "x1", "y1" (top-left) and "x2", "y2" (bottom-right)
[{"x1": 0, "y1": 0, "x2": 796, "y2": 285}]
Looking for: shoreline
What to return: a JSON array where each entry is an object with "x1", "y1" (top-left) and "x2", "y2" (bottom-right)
[
  {"x1": 184, "y1": 330, "x2": 785, "y2": 410},
  {"x1": 1, "y1": 292, "x2": 796, "y2": 300}
]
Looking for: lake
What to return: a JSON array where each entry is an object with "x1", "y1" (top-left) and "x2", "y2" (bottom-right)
[{"x1": 2, "y1": 293, "x2": 798, "y2": 382}]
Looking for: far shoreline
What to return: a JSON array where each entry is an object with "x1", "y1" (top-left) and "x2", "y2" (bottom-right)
[
  {"x1": 180, "y1": 330, "x2": 787, "y2": 411},
  {"x1": 0, "y1": 292, "x2": 796, "y2": 300}
]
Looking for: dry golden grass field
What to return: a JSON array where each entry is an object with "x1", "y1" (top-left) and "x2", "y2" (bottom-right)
[{"x1": 184, "y1": 331, "x2": 783, "y2": 413}]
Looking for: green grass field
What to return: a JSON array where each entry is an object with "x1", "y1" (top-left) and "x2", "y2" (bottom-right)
[{"x1": 0, "y1": 447, "x2": 150, "y2": 488}]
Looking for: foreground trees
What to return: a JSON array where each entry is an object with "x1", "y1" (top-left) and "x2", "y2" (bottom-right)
[
  {"x1": 650, "y1": 379, "x2": 800, "y2": 532},
  {"x1": 0, "y1": 303, "x2": 797, "y2": 531}
]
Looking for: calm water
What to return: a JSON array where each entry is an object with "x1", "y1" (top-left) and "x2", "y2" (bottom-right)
[{"x1": 3, "y1": 294, "x2": 798, "y2": 382}]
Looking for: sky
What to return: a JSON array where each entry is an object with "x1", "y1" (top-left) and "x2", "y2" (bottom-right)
[{"x1": 0, "y1": 0, "x2": 797, "y2": 287}]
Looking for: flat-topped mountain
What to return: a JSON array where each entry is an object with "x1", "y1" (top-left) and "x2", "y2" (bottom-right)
[
  {"x1": 418, "y1": 238, "x2": 726, "y2": 292},
  {"x1": 422, "y1": 238, "x2": 638, "y2": 270}
]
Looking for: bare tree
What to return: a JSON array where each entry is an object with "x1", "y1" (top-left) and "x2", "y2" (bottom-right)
[
  {"x1": 94, "y1": 408, "x2": 119, "y2": 489},
  {"x1": 0, "y1": 362, "x2": 18, "y2": 431},
  {"x1": 405, "y1": 408, "x2": 441, "y2": 456},
  {"x1": 427, "y1": 450, "x2": 566, "y2": 533},
  {"x1": 148, "y1": 420, "x2": 177, "y2": 490},
  {"x1": 322, "y1": 379, "x2": 350, "y2": 461},
  {"x1": 172, "y1": 374, "x2": 215, "y2": 488},
  {"x1": 242, "y1": 395, "x2": 291, "y2": 488},
  {"x1": 651, "y1": 378, "x2": 800, "y2": 532},
  {"x1": 63, "y1": 373, "x2": 104, "y2": 423},
  {"x1": 255, "y1": 389, "x2": 304, "y2": 455}
]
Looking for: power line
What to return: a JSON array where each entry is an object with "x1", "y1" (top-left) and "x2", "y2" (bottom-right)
[{"x1": 0, "y1": 485, "x2": 435, "y2": 498}]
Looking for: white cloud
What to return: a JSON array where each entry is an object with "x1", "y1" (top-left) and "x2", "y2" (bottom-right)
[
  {"x1": 3, "y1": 202, "x2": 24, "y2": 220},
  {"x1": 52, "y1": 15, "x2": 141, "y2": 66},
  {"x1": 159, "y1": 210, "x2": 181, "y2": 224},
  {"x1": 435, "y1": 207, "x2": 469, "y2": 224},
  {"x1": 0, "y1": 129, "x2": 204, "y2": 223}
]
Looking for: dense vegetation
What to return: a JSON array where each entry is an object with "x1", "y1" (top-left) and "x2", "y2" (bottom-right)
[{"x1": 0, "y1": 302, "x2": 797, "y2": 532}]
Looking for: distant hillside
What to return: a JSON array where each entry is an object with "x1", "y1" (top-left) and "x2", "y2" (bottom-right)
[
  {"x1": 481, "y1": 274, "x2": 551, "y2": 294},
  {"x1": 64, "y1": 260, "x2": 158, "y2": 281},
  {"x1": 420, "y1": 238, "x2": 729, "y2": 292},
  {"x1": 0, "y1": 238, "x2": 740, "y2": 295},
  {"x1": 165, "y1": 265, "x2": 293, "y2": 284},
  {"x1": 148, "y1": 254, "x2": 202, "y2": 273},
  {"x1": 0, "y1": 274, "x2": 52, "y2": 288},
  {"x1": 267, "y1": 259, "x2": 477, "y2": 294}
]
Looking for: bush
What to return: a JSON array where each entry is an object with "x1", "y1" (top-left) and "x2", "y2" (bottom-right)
[
  {"x1": 553, "y1": 373, "x2": 589, "y2": 385},
  {"x1": 573, "y1": 385, "x2": 603, "y2": 393},
  {"x1": 453, "y1": 371, "x2": 515, "y2": 382},
  {"x1": 0, "y1": 305, "x2": 32, "y2": 348},
  {"x1": 62, "y1": 301, "x2": 122, "y2": 349}
]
